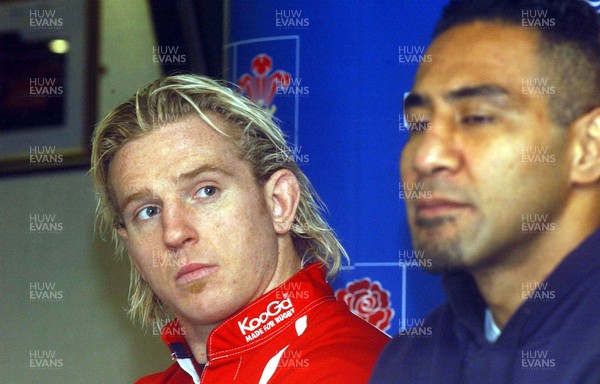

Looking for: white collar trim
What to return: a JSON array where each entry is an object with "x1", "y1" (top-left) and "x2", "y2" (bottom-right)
[{"x1": 484, "y1": 308, "x2": 501, "y2": 343}]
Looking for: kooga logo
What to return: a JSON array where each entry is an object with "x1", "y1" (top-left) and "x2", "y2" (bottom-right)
[{"x1": 238, "y1": 297, "x2": 293, "y2": 335}]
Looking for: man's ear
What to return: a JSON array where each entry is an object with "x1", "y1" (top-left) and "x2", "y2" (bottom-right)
[
  {"x1": 117, "y1": 226, "x2": 129, "y2": 240},
  {"x1": 264, "y1": 169, "x2": 300, "y2": 235},
  {"x1": 570, "y1": 107, "x2": 600, "y2": 185}
]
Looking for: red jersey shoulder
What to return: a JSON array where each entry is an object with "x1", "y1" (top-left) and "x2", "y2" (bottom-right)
[{"x1": 268, "y1": 299, "x2": 389, "y2": 382}]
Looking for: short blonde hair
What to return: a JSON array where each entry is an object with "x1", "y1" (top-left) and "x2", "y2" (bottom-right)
[{"x1": 91, "y1": 74, "x2": 348, "y2": 326}]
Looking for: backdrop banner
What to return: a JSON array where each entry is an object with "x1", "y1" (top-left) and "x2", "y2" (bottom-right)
[{"x1": 225, "y1": 1, "x2": 449, "y2": 335}]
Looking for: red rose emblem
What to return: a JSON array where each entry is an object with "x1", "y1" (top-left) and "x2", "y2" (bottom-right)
[{"x1": 335, "y1": 278, "x2": 394, "y2": 332}]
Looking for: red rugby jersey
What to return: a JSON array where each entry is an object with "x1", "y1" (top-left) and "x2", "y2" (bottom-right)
[{"x1": 135, "y1": 263, "x2": 389, "y2": 383}]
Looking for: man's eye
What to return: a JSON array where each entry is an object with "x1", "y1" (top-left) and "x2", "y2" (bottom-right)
[
  {"x1": 136, "y1": 206, "x2": 160, "y2": 220},
  {"x1": 195, "y1": 186, "x2": 217, "y2": 199},
  {"x1": 462, "y1": 115, "x2": 496, "y2": 125}
]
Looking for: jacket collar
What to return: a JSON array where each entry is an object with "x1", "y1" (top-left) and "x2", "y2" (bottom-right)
[
  {"x1": 160, "y1": 263, "x2": 333, "y2": 361},
  {"x1": 443, "y1": 228, "x2": 600, "y2": 347}
]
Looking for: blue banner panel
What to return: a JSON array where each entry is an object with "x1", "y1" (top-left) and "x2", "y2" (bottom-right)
[{"x1": 226, "y1": 1, "x2": 448, "y2": 335}]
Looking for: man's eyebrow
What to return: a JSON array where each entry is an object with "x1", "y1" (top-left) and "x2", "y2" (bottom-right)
[
  {"x1": 118, "y1": 187, "x2": 155, "y2": 214},
  {"x1": 446, "y1": 85, "x2": 510, "y2": 101},
  {"x1": 118, "y1": 164, "x2": 234, "y2": 213},
  {"x1": 176, "y1": 164, "x2": 234, "y2": 182},
  {"x1": 404, "y1": 92, "x2": 430, "y2": 110},
  {"x1": 404, "y1": 85, "x2": 510, "y2": 110}
]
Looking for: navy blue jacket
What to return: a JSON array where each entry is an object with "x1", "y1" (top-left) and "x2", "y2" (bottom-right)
[{"x1": 370, "y1": 229, "x2": 600, "y2": 384}]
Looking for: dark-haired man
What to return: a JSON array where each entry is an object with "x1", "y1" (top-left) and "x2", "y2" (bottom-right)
[{"x1": 370, "y1": 0, "x2": 600, "y2": 383}]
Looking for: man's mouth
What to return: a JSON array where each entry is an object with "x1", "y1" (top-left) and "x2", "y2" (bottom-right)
[
  {"x1": 414, "y1": 197, "x2": 473, "y2": 219},
  {"x1": 175, "y1": 263, "x2": 218, "y2": 285}
]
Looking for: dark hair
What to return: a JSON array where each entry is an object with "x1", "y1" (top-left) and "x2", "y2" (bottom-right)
[{"x1": 433, "y1": 0, "x2": 600, "y2": 127}]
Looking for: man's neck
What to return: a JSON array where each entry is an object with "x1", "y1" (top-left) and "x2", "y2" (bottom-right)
[
  {"x1": 471, "y1": 222, "x2": 594, "y2": 329},
  {"x1": 178, "y1": 242, "x2": 302, "y2": 364},
  {"x1": 178, "y1": 322, "x2": 212, "y2": 364}
]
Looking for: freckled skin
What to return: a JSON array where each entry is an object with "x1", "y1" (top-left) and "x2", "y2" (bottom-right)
[{"x1": 110, "y1": 114, "x2": 300, "y2": 331}]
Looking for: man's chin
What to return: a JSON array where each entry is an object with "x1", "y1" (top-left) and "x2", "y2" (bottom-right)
[
  {"x1": 411, "y1": 236, "x2": 467, "y2": 274},
  {"x1": 422, "y1": 260, "x2": 467, "y2": 274}
]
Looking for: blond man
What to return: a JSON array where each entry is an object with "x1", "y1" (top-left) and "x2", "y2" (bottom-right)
[{"x1": 91, "y1": 74, "x2": 388, "y2": 384}]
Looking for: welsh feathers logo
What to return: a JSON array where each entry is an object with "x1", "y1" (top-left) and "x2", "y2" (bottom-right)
[
  {"x1": 585, "y1": 0, "x2": 600, "y2": 12},
  {"x1": 335, "y1": 278, "x2": 394, "y2": 332},
  {"x1": 237, "y1": 53, "x2": 291, "y2": 115}
]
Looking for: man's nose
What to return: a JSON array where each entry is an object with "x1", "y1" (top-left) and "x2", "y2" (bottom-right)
[
  {"x1": 410, "y1": 116, "x2": 462, "y2": 177},
  {"x1": 161, "y1": 200, "x2": 198, "y2": 249}
]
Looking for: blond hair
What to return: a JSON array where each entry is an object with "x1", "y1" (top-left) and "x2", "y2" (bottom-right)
[{"x1": 91, "y1": 74, "x2": 348, "y2": 326}]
